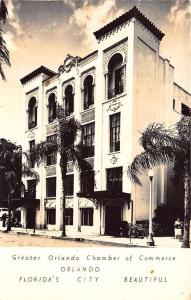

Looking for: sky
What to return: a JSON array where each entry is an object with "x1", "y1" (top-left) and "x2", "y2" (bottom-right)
[{"x1": 0, "y1": 0, "x2": 190, "y2": 144}]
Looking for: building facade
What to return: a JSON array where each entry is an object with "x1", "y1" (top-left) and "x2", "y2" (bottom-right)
[{"x1": 20, "y1": 7, "x2": 191, "y2": 235}]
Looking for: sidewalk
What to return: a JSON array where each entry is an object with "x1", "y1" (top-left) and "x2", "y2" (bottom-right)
[{"x1": 0, "y1": 226, "x2": 186, "y2": 248}]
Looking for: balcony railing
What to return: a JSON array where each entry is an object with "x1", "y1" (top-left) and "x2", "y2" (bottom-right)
[{"x1": 108, "y1": 84, "x2": 124, "y2": 100}]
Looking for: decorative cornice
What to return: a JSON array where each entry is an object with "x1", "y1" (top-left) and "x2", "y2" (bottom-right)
[
  {"x1": 78, "y1": 51, "x2": 98, "y2": 66},
  {"x1": 20, "y1": 66, "x2": 56, "y2": 85},
  {"x1": 58, "y1": 54, "x2": 81, "y2": 75},
  {"x1": 80, "y1": 50, "x2": 98, "y2": 62},
  {"x1": 94, "y1": 6, "x2": 164, "y2": 41}
]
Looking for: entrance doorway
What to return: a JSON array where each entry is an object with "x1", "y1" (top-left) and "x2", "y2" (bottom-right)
[
  {"x1": 26, "y1": 208, "x2": 36, "y2": 229},
  {"x1": 105, "y1": 206, "x2": 122, "y2": 236}
]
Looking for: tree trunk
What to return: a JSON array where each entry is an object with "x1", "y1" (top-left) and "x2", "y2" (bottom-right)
[
  {"x1": 181, "y1": 166, "x2": 190, "y2": 248},
  {"x1": 60, "y1": 154, "x2": 67, "y2": 237},
  {"x1": 7, "y1": 193, "x2": 11, "y2": 231}
]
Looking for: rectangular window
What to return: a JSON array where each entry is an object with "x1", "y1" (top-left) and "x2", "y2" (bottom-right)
[
  {"x1": 80, "y1": 170, "x2": 94, "y2": 194},
  {"x1": 46, "y1": 177, "x2": 56, "y2": 198},
  {"x1": 46, "y1": 209, "x2": 56, "y2": 225},
  {"x1": 66, "y1": 174, "x2": 74, "y2": 196},
  {"x1": 115, "y1": 67, "x2": 124, "y2": 95},
  {"x1": 65, "y1": 208, "x2": 73, "y2": 225},
  {"x1": 181, "y1": 103, "x2": 190, "y2": 116},
  {"x1": 27, "y1": 179, "x2": 36, "y2": 198},
  {"x1": 108, "y1": 66, "x2": 125, "y2": 99},
  {"x1": 29, "y1": 140, "x2": 35, "y2": 168},
  {"x1": 107, "y1": 167, "x2": 122, "y2": 193},
  {"x1": 80, "y1": 208, "x2": 93, "y2": 226},
  {"x1": 84, "y1": 86, "x2": 94, "y2": 110},
  {"x1": 47, "y1": 135, "x2": 57, "y2": 166},
  {"x1": 110, "y1": 113, "x2": 120, "y2": 152},
  {"x1": 82, "y1": 122, "x2": 95, "y2": 157}
]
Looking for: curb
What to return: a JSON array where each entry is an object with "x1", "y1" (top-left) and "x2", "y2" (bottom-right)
[{"x1": 2, "y1": 230, "x2": 148, "y2": 248}]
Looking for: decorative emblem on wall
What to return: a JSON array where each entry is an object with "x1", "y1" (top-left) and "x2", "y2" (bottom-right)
[
  {"x1": 110, "y1": 154, "x2": 118, "y2": 164},
  {"x1": 27, "y1": 130, "x2": 35, "y2": 139},
  {"x1": 58, "y1": 54, "x2": 81, "y2": 74},
  {"x1": 107, "y1": 99, "x2": 122, "y2": 112}
]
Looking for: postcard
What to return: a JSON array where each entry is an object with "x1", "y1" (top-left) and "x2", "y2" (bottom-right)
[{"x1": 0, "y1": 0, "x2": 191, "y2": 299}]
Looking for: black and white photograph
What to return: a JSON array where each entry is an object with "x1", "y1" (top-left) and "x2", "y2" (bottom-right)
[{"x1": 0, "y1": 0, "x2": 191, "y2": 299}]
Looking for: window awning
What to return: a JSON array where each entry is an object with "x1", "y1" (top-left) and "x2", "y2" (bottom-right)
[
  {"x1": 77, "y1": 191, "x2": 131, "y2": 206},
  {"x1": 0, "y1": 198, "x2": 40, "y2": 209}
]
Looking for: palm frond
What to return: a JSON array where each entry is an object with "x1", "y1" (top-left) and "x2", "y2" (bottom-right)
[
  {"x1": 28, "y1": 140, "x2": 58, "y2": 166},
  {"x1": 127, "y1": 146, "x2": 176, "y2": 185},
  {"x1": 58, "y1": 109, "x2": 81, "y2": 149},
  {"x1": 0, "y1": 62, "x2": 5, "y2": 79},
  {"x1": 22, "y1": 163, "x2": 39, "y2": 182},
  {"x1": 71, "y1": 143, "x2": 93, "y2": 172},
  {"x1": 176, "y1": 116, "x2": 191, "y2": 146},
  {"x1": 140, "y1": 123, "x2": 179, "y2": 153},
  {"x1": 0, "y1": 24, "x2": 10, "y2": 80},
  {"x1": 0, "y1": 0, "x2": 8, "y2": 23}
]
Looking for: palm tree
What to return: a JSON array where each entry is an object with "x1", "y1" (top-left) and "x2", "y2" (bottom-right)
[
  {"x1": 0, "y1": 0, "x2": 8, "y2": 23},
  {"x1": 0, "y1": 138, "x2": 38, "y2": 231},
  {"x1": 0, "y1": 0, "x2": 10, "y2": 80},
  {"x1": 30, "y1": 105, "x2": 91, "y2": 236},
  {"x1": 127, "y1": 116, "x2": 191, "y2": 248}
]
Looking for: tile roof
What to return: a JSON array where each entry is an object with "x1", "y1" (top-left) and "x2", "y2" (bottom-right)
[
  {"x1": 20, "y1": 66, "x2": 57, "y2": 85},
  {"x1": 94, "y1": 6, "x2": 164, "y2": 41}
]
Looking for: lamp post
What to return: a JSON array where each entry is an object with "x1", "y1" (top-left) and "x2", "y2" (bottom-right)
[{"x1": 147, "y1": 170, "x2": 155, "y2": 246}]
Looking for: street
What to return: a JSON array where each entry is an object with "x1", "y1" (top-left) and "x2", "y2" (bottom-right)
[{"x1": 0, "y1": 232, "x2": 105, "y2": 247}]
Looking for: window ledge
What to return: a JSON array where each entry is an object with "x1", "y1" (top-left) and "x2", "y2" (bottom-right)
[
  {"x1": 65, "y1": 113, "x2": 75, "y2": 119},
  {"x1": 104, "y1": 92, "x2": 127, "y2": 104},
  {"x1": 45, "y1": 197, "x2": 56, "y2": 200},
  {"x1": 108, "y1": 151, "x2": 120, "y2": 155},
  {"x1": 46, "y1": 164, "x2": 57, "y2": 167},
  {"x1": 45, "y1": 120, "x2": 58, "y2": 126},
  {"x1": 81, "y1": 106, "x2": 95, "y2": 113},
  {"x1": 25, "y1": 126, "x2": 38, "y2": 133},
  {"x1": 66, "y1": 195, "x2": 74, "y2": 198}
]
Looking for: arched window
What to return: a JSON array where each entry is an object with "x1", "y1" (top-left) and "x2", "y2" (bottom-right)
[
  {"x1": 28, "y1": 97, "x2": 37, "y2": 129},
  {"x1": 108, "y1": 53, "x2": 124, "y2": 99},
  {"x1": 83, "y1": 75, "x2": 94, "y2": 110},
  {"x1": 65, "y1": 85, "x2": 74, "y2": 116},
  {"x1": 48, "y1": 93, "x2": 57, "y2": 123}
]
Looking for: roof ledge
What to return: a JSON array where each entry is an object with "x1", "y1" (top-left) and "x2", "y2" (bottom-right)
[
  {"x1": 94, "y1": 6, "x2": 164, "y2": 41},
  {"x1": 20, "y1": 66, "x2": 57, "y2": 85}
]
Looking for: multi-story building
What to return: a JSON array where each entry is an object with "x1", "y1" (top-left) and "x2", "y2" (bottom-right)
[{"x1": 20, "y1": 6, "x2": 191, "y2": 235}]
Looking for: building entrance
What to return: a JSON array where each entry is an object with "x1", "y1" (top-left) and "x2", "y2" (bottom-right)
[
  {"x1": 105, "y1": 206, "x2": 122, "y2": 236},
  {"x1": 26, "y1": 208, "x2": 36, "y2": 229}
]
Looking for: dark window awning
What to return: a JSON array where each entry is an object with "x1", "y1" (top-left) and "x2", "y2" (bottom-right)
[
  {"x1": 0, "y1": 198, "x2": 40, "y2": 209},
  {"x1": 77, "y1": 191, "x2": 131, "y2": 207},
  {"x1": 20, "y1": 198, "x2": 40, "y2": 209}
]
